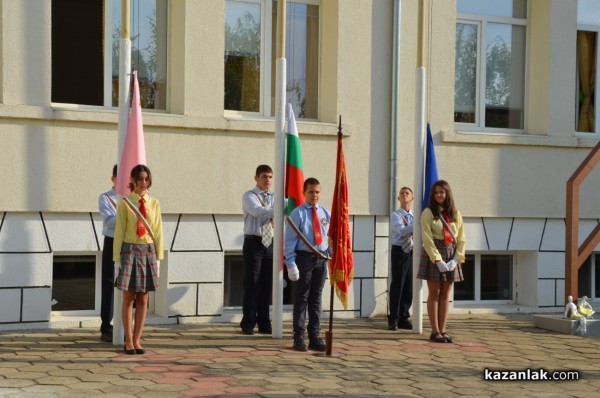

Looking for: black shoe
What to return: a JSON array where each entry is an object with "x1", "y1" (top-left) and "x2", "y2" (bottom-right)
[
  {"x1": 308, "y1": 337, "x2": 326, "y2": 352},
  {"x1": 429, "y1": 332, "x2": 446, "y2": 343},
  {"x1": 293, "y1": 336, "x2": 307, "y2": 352},
  {"x1": 388, "y1": 324, "x2": 398, "y2": 331},
  {"x1": 441, "y1": 332, "x2": 453, "y2": 343},
  {"x1": 123, "y1": 346, "x2": 136, "y2": 355},
  {"x1": 101, "y1": 333, "x2": 113, "y2": 342},
  {"x1": 241, "y1": 328, "x2": 255, "y2": 335},
  {"x1": 257, "y1": 327, "x2": 272, "y2": 334},
  {"x1": 134, "y1": 347, "x2": 146, "y2": 355},
  {"x1": 397, "y1": 320, "x2": 413, "y2": 330}
]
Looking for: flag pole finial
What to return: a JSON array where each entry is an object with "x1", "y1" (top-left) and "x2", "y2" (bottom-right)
[{"x1": 338, "y1": 115, "x2": 342, "y2": 138}]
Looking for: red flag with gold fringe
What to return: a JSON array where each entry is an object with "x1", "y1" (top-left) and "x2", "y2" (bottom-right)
[{"x1": 327, "y1": 131, "x2": 353, "y2": 309}]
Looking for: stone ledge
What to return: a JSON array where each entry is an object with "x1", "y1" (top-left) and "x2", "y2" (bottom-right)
[{"x1": 533, "y1": 314, "x2": 600, "y2": 336}]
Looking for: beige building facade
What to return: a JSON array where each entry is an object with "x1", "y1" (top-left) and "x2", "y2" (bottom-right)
[{"x1": 0, "y1": 0, "x2": 599, "y2": 330}]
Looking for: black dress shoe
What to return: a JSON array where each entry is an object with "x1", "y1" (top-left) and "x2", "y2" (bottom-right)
[
  {"x1": 397, "y1": 320, "x2": 413, "y2": 330},
  {"x1": 101, "y1": 333, "x2": 113, "y2": 342},
  {"x1": 123, "y1": 346, "x2": 136, "y2": 355},
  {"x1": 388, "y1": 324, "x2": 398, "y2": 331},
  {"x1": 293, "y1": 336, "x2": 307, "y2": 352},
  {"x1": 257, "y1": 327, "x2": 272, "y2": 334},
  {"x1": 241, "y1": 328, "x2": 255, "y2": 335},
  {"x1": 441, "y1": 332, "x2": 453, "y2": 343},
  {"x1": 134, "y1": 347, "x2": 146, "y2": 355},
  {"x1": 308, "y1": 337, "x2": 326, "y2": 352},
  {"x1": 429, "y1": 332, "x2": 446, "y2": 343}
]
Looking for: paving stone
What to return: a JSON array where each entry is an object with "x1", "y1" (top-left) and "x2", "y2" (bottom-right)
[
  {"x1": 0, "y1": 316, "x2": 600, "y2": 396},
  {"x1": 0, "y1": 379, "x2": 37, "y2": 388}
]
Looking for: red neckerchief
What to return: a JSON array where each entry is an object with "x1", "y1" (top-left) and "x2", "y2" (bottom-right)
[{"x1": 442, "y1": 210, "x2": 453, "y2": 245}]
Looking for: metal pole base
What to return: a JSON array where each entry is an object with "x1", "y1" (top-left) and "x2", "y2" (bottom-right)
[{"x1": 325, "y1": 331, "x2": 333, "y2": 356}]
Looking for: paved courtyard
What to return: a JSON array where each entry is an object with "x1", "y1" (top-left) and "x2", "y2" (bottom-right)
[{"x1": 0, "y1": 314, "x2": 599, "y2": 397}]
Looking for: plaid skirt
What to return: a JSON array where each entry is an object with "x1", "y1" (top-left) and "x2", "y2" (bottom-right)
[
  {"x1": 115, "y1": 243, "x2": 159, "y2": 292},
  {"x1": 417, "y1": 239, "x2": 464, "y2": 283}
]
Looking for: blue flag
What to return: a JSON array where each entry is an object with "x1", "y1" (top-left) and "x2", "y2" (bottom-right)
[{"x1": 422, "y1": 123, "x2": 439, "y2": 209}]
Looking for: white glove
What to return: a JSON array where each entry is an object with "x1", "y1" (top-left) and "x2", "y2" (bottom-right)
[
  {"x1": 156, "y1": 260, "x2": 160, "y2": 278},
  {"x1": 287, "y1": 265, "x2": 300, "y2": 281},
  {"x1": 446, "y1": 259, "x2": 458, "y2": 271},
  {"x1": 436, "y1": 260, "x2": 448, "y2": 273},
  {"x1": 114, "y1": 261, "x2": 121, "y2": 276}
]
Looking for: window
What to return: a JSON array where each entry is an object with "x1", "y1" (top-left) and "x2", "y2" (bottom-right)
[
  {"x1": 576, "y1": 0, "x2": 600, "y2": 135},
  {"x1": 577, "y1": 253, "x2": 600, "y2": 298},
  {"x1": 52, "y1": 255, "x2": 97, "y2": 312},
  {"x1": 455, "y1": 0, "x2": 527, "y2": 131},
  {"x1": 51, "y1": 0, "x2": 168, "y2": 109},
  {"x1": 225, "y1": 0, "x2": 319, "y2": 119},
  {"x1": 454, "y1": 253, "x2": 513, "y2": 302}
]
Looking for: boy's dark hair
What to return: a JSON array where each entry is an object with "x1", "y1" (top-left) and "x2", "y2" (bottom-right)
[
  {"x1": 303, "y1": 177, "x2": 320, "y2": 192},
  {"x1": 255, "y1": 164, "x2": 273, "y2": 176},
  {"x1": 112, "y1": 164, "x2": 118, "y2": 178}
]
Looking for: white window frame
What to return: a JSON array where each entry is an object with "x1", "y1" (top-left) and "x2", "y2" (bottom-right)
[
  {"x1": 225, "y1": 0, "x2": 320, "y2": 120},
  {"x1": 575, "y1": 25, "x2": 600, "y2": 137},
  {"x1": 454, "y1": 252, "x2": 515, "y2": 304},
  {"x1": 455, "y1": 10, "x2": 528, "y2": 134},
  {"x1": 51, "y1": 252, "x2": 101, "y2": 316}
]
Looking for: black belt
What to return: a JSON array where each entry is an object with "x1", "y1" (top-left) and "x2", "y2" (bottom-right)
[
  {"x1": 244, "y1": 234, "x2": 262, "y2": 240},
  {"x1": 296, "y1": 250, "x2": 329, "y2": 258}
]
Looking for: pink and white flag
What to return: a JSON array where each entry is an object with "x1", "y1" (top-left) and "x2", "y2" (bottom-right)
[{"x1": 116, "y1": 70, "x2": 147, "y2": 196}]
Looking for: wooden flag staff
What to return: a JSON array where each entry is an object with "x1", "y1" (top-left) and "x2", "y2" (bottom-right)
[{"x1": 325, "y1": 115, "x2": 343, "y2": 357}]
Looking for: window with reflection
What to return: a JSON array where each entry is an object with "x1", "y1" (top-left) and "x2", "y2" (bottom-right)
[
  {"x1": 454, "y1": 253, "x2": 513, "y2": 302},
  {"x1": 578, "y1": 253, "x2": 600, "y2": 299},
  {"x1": 225, "y1": 0, "x2": 320, "y2": 119},
  {"x1": 576, "y1": 0, "x2": 600, "y2": 134},
  {"x1": 111, "y1": 0, "x2": 168, "y2": 109},
  {"x1": 455, "y1": 0, "x2": 527, "y2": 131},
  {"x1": 52, "y1": 255, "x2": 97, "y2": 312},
  {"x1": 52, "y1": 0, "x2": 168, "y2": 110}
]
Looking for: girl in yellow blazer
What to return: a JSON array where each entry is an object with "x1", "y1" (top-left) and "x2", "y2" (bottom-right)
[
  {"x1": 417, "y1": 180, "x2": 466, "y2": 344},
  {"x1": 113, "y1": 164, "x2": 164, "y2": 355}
]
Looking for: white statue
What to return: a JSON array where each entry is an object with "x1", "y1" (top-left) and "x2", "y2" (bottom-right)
[
  {"x1": 578, "y1": 296, "x2": 595, "y2": 318},
  {"x1": 565, "y1": 296, "x2": 579, "y2": 318},
  {"x1": 565, "y1": 295, "x2": 593, "y2": 336}
]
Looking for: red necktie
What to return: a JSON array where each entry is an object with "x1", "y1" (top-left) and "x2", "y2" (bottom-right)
[
  {"x1": 137, "y1": 197, "x2": 147, "y2": 237},
  {"x1": 312, "y1": 206, "x2": 322, "y2": 245},
  {"x1": 442, "y1": 211, "x2": 452, "y2": 244}
]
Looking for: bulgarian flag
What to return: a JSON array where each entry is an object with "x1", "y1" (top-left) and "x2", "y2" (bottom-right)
[
  {"x1": 328, "y1": 129, "x2": 354, "y2": 309},
  {"x1": 285, "y1": 104, "x2": 305, "y2": 214}
]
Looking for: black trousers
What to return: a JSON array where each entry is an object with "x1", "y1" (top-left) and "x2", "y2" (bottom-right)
[
  {"x1": 100, "y1": 236, "x2": 115, "y2": 334},
  {"x1": 388, "y1": 245, "x2": 413, "y2": 325},
  {"x1": 240, "y1": 235, "x2": 273, "y2": 330},
  {"x1": 293, "y1": 251, "x2": 328, "y2": 339}
]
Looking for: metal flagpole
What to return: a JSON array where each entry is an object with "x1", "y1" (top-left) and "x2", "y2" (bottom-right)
[
  {"x1": 412, "y1": 0, "x2": 427, "y2": 335},
  {"x1": 113, "y1": 0, "x2": 132, "y2": 346},
  {"x1": 272, "y1": 0, "x2": 287, "y2": 339}
]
